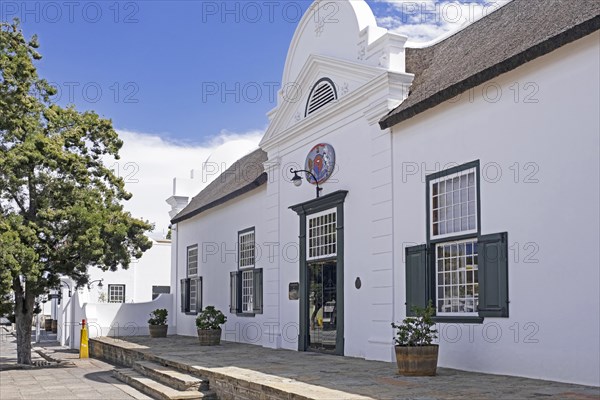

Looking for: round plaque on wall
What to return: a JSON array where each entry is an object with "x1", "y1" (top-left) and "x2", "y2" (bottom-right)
[{"x1": 304, "y1": 143, "x2": 336, "y2": 185}]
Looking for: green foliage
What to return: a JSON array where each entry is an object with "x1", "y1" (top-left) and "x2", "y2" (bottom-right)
[
  {"x1": 0, "y1": 293, "x2": 14, "y2": 317},
  {"x1": 0, "y1": 19, "x2": 153, "y2": 363},
  {"x1": 392, "y1": 301, "x2": 438, "y2": 346},
  {"x1": 195, "y1": 306, "x2": 226, "y2": 330},
  {"x1": 148, "y1": 308, "x2": 168, "y2": 326}
]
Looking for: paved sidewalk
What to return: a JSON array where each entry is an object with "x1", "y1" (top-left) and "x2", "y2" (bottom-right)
[
  {"x1": 0, "y1": 327, "x2": 150, "y2": 400},
  {"x1": 93, "y1": 335, "x2": 600, "y2": 400}
]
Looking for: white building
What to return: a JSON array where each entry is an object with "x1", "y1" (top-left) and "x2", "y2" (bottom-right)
[
  {"x1": 52, "y1": 236, "x2": 172, "y2": 347},
  {"x1": 167, "y1": 0, "x2": 600, "y2": 387}
]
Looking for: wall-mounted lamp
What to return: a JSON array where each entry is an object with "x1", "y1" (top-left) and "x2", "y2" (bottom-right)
[
  {"x1": 290, "y1": 168, "x2": 323, "y2": 198},
  {"x1": 60, "y1": 281, "x2": 72, "y2": 297},
  {"x1": 87, "y1": 279, "x2": 104, "y2": 290}
]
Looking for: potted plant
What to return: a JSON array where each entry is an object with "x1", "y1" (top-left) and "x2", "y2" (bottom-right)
[
  {"x1": 391, "y1": 301, "x2": 439, "y2": 376},
  {"x1": 195, "y1": 306, "x2": 227, "y2": 345},
  {"x1": 148, "y1": 308, "x2": 168, "y2": 338}
]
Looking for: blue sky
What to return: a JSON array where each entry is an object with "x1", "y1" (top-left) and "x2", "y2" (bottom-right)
[
  {"x1": 4, "y1": 0, "x2": 507, "y2": 144},
  {"x1": 2, "y1": 0, "x2": 509, "y2": 233}
]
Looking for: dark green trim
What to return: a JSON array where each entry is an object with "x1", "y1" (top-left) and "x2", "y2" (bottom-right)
[
  {"x1": 433, "y1": 316, "x2": 484, "y2": 324},
  {"x1": 291, "y1": 190, "x2": 348, "y2": 355},
  {"x1": 289, "y1": 190, "x2": 348, "y2": 215},
  {"x1": 429, "y1": 233, "x2": 478, "y2": 246},
  {"x1": 235, "y1": 313, "x2": 256, "y2": 317},
  {"x1": 238, "y1": 226, "x2": 255, "y2": 235},
  {"x1": 426, "y1": 160, "x2": 481, "y2": 244}
]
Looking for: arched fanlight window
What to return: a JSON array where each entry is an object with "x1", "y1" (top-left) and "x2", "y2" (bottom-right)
[{"x1": 305, "y1": 78, "x2": 337, "y2": 117}]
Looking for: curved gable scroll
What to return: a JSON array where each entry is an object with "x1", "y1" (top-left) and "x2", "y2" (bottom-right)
[{"x1": 305, "y1": 78, "x2": 337, "y2": 117}]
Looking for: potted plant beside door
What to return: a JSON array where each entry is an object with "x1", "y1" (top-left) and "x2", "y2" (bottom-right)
[
  {"x1": 391, "y1": 301, "x2": 439, "y2": 376},
  {"x1": 196, "y1": 306, "x2": 227, "y2": 345},
  {"x1": 148, "y1": 308, "x2": 168, "y2": 338}
]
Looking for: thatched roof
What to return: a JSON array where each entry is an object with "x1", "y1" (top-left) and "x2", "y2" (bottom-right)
[
  {"x1": 171, "y1": 149, "x2": 268, "y2": 224},
  {"x1": 380, "y1": 0, "x2": 600, "y2": 129}
]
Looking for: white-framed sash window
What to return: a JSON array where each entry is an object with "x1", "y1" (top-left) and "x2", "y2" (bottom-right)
[{"x1": 307, "y1": 208, "x2": 337, "y2": 261}]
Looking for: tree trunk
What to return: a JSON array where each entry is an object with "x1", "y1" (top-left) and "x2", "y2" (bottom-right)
[{"x1": 14, "y1": 284, "x2": 35, "y2": 365}]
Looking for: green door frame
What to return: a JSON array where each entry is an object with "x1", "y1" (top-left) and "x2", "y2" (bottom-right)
[{"x1": 290, "y1": 190, "x2": 348, "y2": 356}]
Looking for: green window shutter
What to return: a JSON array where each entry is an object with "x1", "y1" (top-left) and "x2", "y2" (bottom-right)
[
  {"x1": 185, "y1": 278, "x2": 191, "y2": 313},
  {"x1": 478, "y1": 232, "x2": 509, "y2": 318},
  {"x1": 253, "y1": 268, "x2": 263, "y2": 314},
  {"x1": 180, "y1": 279, "x2": 190, "y2": 313},
  {"x1": 180, "y1": 279, "x2": 185, "y2": 312},
  {"x1": 196, "y1": 277, "x2": 203, "y2": 313},
  {"x1": 230, "y1": 271, "x2": 243, "y2": 313},
  {"x1": 405, "y1": 245, "x2": 429, "y2": 316}
]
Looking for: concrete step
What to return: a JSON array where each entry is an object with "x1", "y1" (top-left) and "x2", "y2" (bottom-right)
[
  {"x1": 134, "y1": 360, "x2": 209, "y2": 392},
  {"x1": 113, "y1": 368, "x2": 217, "y2": 400}
]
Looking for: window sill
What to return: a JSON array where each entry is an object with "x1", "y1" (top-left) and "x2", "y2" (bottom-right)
[
  {"x1": 235, "y1": 313, "x2": 256, "y2": 318},
  {"x1": 433, "y1": 316, "x2": 484, "y2": 324},
  {"x1": 185, "y1": 312, "x2": 198, "y2": 316}
]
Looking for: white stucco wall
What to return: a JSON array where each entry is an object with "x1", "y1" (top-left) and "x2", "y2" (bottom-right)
[
  {"x1": 391, "y1": 32, "x2": 600, "y2": 386},
  {"x1": 85, "y1": 239, "x2": 171, "y2": 303},
  {"x1": 169, "y1": 0, "x2": 598, "y2": 388},
  {"x1": 55, "y1": 238, "x2": 172, "y2": 348},
  {"x1": 173, "y1": 187, "x2": 269, "y2": 342}
]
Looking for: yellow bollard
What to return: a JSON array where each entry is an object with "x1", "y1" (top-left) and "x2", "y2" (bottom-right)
[{"x1": 79, "y1": 319, "x2": 89, "y2": 359}]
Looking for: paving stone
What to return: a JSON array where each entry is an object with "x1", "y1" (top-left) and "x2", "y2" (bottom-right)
[
  {"x1": 91, "y1": 335, "x2": 600, "y2": 400},
  {"x1": 0, "y1": 334, "x2": 150, "y2": 400}
]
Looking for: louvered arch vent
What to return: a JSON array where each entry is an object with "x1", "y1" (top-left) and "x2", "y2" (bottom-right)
[{"x1": 305, "y1": 78, "x2": 337, "y2": 117}]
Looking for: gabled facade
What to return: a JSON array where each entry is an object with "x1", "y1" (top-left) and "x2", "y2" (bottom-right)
[{"x1": 169, "y1": 0, "x2": 600, "y2": 386}]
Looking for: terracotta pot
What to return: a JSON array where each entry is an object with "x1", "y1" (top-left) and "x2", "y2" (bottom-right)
[
  {"x1": 197, "y1": 328, "x2": 221, "y2": 346},
  {"x1": 149, "y1": 325, "x2": 168, "y2": 338},
  {"x1": 394, "y1": 345, "x2": 439, "y2": 376}
]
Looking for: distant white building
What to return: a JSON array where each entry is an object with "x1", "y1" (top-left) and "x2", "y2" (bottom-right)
[
  {"x1": 51, "y1": 236, "x2": 172, "y2": 347},
  {"x1": 167, "y1": 0, "x2": 600, "y2": 387}
]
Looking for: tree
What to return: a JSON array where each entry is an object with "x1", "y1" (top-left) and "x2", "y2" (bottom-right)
[{"x1": 0, "y1": 20, "x2": 153, "y2": 364}]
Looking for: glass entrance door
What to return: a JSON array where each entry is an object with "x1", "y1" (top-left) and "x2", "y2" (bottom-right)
[{"x1": 308, "y1": 260, "x2": 337, "y2": 352}]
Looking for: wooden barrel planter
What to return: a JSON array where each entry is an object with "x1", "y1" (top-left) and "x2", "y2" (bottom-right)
[
  {"x1": 148, "y1": 325, "x2": 168, "y2": 338},
  {"x1": 44, "y1": 318, "x2": 53, "y2": 331},
  {"x1": 51, "y1": 320, "x2": 58, "y2": 334},
  {"x1": 394, "y1": 345, "x2": 439, "y2": 376},
  {"x1": 197, "y1": 328, "x2": 221, "y2": 346}
]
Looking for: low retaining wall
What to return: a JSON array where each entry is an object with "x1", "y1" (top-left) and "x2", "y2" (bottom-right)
[
  {"x1": 90, "y1": 338, "x2": 157, "y2": 367},
  {"x1": 90, "y1": 337, "x2": 370, "y2": 400}
]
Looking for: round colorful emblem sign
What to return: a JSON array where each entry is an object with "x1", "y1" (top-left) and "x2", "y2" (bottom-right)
[{"x1": 305, "y1": 143, "x2": 335, "y2": 185}]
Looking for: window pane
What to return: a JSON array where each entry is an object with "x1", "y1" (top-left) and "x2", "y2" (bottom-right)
[
  {"x1": 187, "y1": 245, "x2": 198, "y2": 276},
  {"x1": 307, "y1": 210, "x2": 337, "y2": 260},
  {"x1": 239, "y1": 230, "x2": 256, "y2": 268},
  {"x1": 435, "y1": 240, "x2": 478, "y2": 315},
  {"x1": 242, "y1": 270, "x2": 254, "y2": 313},
  {"x1": 430, "y1": 167, "x2": 478, "y2": 238},
  {"x1": 469, "y1": 216, "x2": 476, "y2": 230}
]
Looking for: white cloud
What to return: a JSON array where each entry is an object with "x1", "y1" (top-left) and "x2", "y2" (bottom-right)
[
  {"x1": 106, "y1": 129, "x2": 263, "y2": 236},
  {"x1": 372, "y1": 0, "x2": 513, "y2": 43}
]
